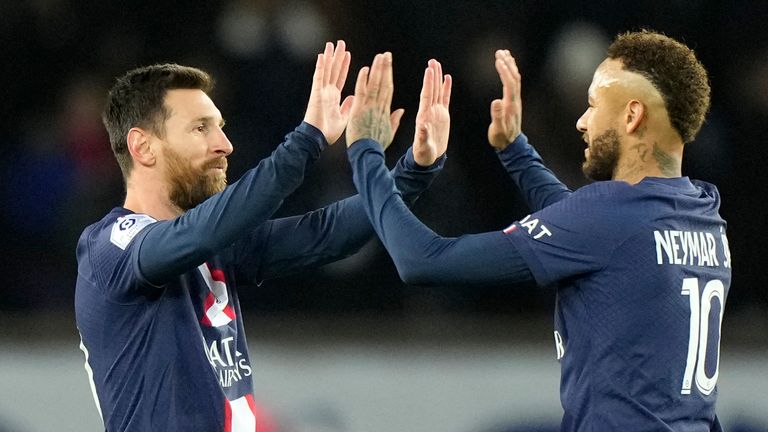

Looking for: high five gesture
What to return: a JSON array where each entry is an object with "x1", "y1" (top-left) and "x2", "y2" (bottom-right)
[
  {"x1": 412, "y1": 59, "x2": 452, "y2": 166},
  {"x1": 488, "y1": 50, "x2": 523, "y2": 150},
  {"x1": 346, "y1": 53, "x2": 452, "y2": 169},
  {"x1": 304, "y1": 40, "x2": 354, "y2": 145},
  {"x1": 345, "y1": 52, "x2": 404, "y2": 149}
]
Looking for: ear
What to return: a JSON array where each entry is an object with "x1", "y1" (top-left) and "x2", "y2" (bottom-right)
[
  {"x1": 624, "y1": 100, "x2": 646, "y2": 135},
  {"x1": 126, "y1": 127, "x2": 157, "y2": 167}
]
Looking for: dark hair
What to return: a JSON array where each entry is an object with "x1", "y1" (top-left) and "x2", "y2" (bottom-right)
[
  {"x1": 607, "y1": 30, "x2": 710, "y2": 143},
  {"x1": 102, "y1": 64, "x2": 213, "y2": 179}
]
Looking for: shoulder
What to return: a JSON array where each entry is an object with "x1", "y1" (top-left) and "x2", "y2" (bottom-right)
[
  {"x1": 690, "y1": 179, "x2": 721, "y2": 202},
  {"x1": 572, "y1": 180, "x2": 636, "y2": 201},
  {"x1": 77, "y1": 209, "x2": 158, "y2": 284},
  {"x1": 569, "y1": 179, "x2": 696, "y2": 215},
  {"x1": 78, "y1": 209, "x2": 157, "y2": 252},
  {"x1": 523, "y1": 181, "x2": 649, "y2": 238},
  {"x1": 547, "y1": 180, "x2": 643, "y2": 217},
  {"x1": 109, "y1": 213, "x2": 158, "y2": 250}
]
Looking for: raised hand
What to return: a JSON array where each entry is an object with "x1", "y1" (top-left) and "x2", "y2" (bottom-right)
[
  {"x1": 304, "y1": 40, "x2": 354, "y2": 145},
  {"x1": 487, "y1": 50, "x2": 523, "y2": 150},
  {"x1": 412, "y1": 59, "x2": 452, "y2": 166},
  {"x1": 345, "y1": 52, "x2": 405, "y2": 150}
]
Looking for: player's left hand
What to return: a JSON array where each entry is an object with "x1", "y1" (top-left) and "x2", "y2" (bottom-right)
[
  {"x1": 303, "y1": 40, "x2": 354, "y2": 145},
  {"x1": 487, "y1": 50, "x2": 523, "y2": 151},
  {"x1": 412, "y1": 59, "x2": 452, "y2": 166},
  {"x1": 345, "y1": 52, "x2": 404, "y2": 150}
]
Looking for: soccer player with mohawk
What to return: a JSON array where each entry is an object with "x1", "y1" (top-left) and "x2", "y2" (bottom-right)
[{"x1": 347, "y1": 31, "x2": 731, "y2": 431}]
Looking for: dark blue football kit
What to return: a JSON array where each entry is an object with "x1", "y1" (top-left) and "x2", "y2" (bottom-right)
[
  {"x1": 348, "y1": 133, "x2": 731, "y2": 432},
  {"x1": 75, "y1": 122, "x2": 444, "y2": 432}
]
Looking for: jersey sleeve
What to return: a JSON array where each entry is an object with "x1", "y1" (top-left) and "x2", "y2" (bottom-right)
[
  {"x1": 230, "y1": 147, "x2": 446, "y2": 282},
  {"x1": 77, "y1": 213, "x2": 160, "y2": 302},
  {"x1": 136, "y1": 122, "x2": 327, "y2": 285},
  {"x1": 496, "y1": 133, "x2": 572, "y2": 211},
  {"x1": 503, "y1": 182, "x2": 636, "y2": 287},
  {"x1": 392, "y1": 146, "x2": 446, "y2": 206},
  {"x1": 347, "y1": 139, "x2": 533, "y2": 286}
]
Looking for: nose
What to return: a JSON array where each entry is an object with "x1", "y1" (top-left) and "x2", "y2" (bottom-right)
[
  {"x1": 213, "y1": 128, "x2": 234, "y2": 156},
  {"x1": 576, "y1": 108, "x2": 589, "y2": 133}
]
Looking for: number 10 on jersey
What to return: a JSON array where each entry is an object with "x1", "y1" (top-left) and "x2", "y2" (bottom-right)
[{"x1": 680, "y1": 277, "x2": 725, "y2": 396}]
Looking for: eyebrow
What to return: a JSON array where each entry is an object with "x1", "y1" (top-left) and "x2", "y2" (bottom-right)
[{"x1": 191, "y1": 116, "x2": 226, "y2": 127}]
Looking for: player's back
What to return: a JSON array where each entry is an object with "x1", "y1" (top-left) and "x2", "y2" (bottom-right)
[{"x1": 553, "y1": 177, "x2": 730, "y2": 431}]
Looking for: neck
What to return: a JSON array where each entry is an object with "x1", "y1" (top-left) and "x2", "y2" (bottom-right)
[
  {"x1": 614, "y1": 136, "x2": 683, "y2": 184},
  {"x1": 123, "y1": 177, "x2": 182, "y2": 220}
]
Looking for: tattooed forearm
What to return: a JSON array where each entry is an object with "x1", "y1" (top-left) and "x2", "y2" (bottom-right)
[
  {"x1": 351, "y1": 109, "x2": 393, "y2": 148},
  {"x1": 652, "y1": 142, "x2": 678, "y2": 176}
]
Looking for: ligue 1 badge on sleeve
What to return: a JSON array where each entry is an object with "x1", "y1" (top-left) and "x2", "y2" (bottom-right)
[
  {"x1": 110, "y1": 214, "x2": 157, "y2": 250},
  {"x1": 118, "y1": 217, "x2": 136, "y2": 231}
]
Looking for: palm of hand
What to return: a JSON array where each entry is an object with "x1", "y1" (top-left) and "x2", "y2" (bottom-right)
[
  {"x1": 412, "y1": 60, "x2": 452, "y2": 167},
  {"x1": 414, "y1": 105, "x2": 450, "y2": 166},
  {"x1": 487, "y1": 50, "x2": 522, "y2": 150},
  {"x1": 303, "y1": 41, "x2": 352, "y2": 145},
  {"x1": 307, "y1": 87, "x2": 345, "y2": 144}
]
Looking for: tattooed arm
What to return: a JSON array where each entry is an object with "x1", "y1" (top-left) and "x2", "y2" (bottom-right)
[
  {"x1": 345, "y1": 52, "x2": 401, "y2": 147},
  {"x1": 344, "y1": 55, "x2": 534, "y2": 286},
  {"x1": 346, "y1": 53, "x2": 451, "y2": 164}
]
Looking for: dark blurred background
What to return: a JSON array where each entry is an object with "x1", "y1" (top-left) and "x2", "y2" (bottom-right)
[
  {"x1": 2, "y1": 0, "x2": 767, "y2": 322},
  {"x1": 1, "y1": 1, "x2": 767, "y2": 430}
]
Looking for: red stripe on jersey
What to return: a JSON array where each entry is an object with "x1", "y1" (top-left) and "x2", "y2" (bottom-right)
[
  {"x1": 503, "y1": 224, "x2": 518, "y2": 234},
  {"x1": 249, "y1": 395, "x2": 279, "y2": 432},
  {"x1": 245, "y1": 394, "x2": 257, "y2": 427},
  {"x1": 210, "y1": 268, "x2": 226, "y2": 283},
  {"x1": 224, "y1": 397, "x2": 233, "y2": 432},
  {"x1": 199, "y1": 262, "x2": 235, "y2": 327},
  {"x1": 201, "y1": 292, "x2": 215, "y2": 326},
  {"x1": 223, "y1": 304, "x2": 236, "y2": 320}
]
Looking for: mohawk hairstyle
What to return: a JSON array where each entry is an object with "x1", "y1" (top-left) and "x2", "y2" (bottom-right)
[{"x1": 607, "y1": 30, "x2": 710, "y2": 143}]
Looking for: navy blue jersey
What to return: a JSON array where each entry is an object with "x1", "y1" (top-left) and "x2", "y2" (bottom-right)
[
  {"x1": 77, "y1": 208, "x2": 258, "y2": 431},
  {"x1": 497, "y1": 134, "x2": 730, "y2": 430},
  {"x1": 347, "y1": 135, "x2": 731, "y2": 432},
  {"x1": 76, "y1": 123, "x2": 444, "y2": 432},
  {"x1": 506, "y1": 178, "x2": 730, "y2": 431}
]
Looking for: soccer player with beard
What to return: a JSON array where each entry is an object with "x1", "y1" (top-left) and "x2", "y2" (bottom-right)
[
  {"x1": 75, "y1": 41, "x2": 446, "y2": 432},
  {"x1": 345, "y1": 31, "x2": 731, "y2": 430}
]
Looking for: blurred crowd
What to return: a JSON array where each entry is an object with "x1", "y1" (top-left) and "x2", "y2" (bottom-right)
[{"x1": 1, "y1": 0, "x2": 766, "y2": 319}]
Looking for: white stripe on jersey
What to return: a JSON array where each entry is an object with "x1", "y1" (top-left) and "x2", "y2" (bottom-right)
[
  {"x1": 230, "y1": 395, "x2": 256, "y2": 432},
  {"x1": 79, "y1": 333, "x2": 104, "y2": 424},
  {"x1": 198, "y1": 263, "x2": 234, "y2": 327}
]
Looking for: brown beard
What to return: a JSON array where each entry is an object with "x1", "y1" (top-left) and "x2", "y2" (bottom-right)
[
  {"x1": 582, "y1": 128, "x2": 620, "y2": 181},
  {"x1": 162, "y1": 146, "x2": 228, "y2": 211}
]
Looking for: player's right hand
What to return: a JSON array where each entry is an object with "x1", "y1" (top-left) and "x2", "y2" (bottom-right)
[{"x1": 488, "y1": 50, "x2": 523, "y2": 151}]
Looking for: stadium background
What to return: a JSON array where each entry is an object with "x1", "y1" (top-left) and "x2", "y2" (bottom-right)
[{"x1": 0, "y1": 1, "x2": 766, "y2": 430}]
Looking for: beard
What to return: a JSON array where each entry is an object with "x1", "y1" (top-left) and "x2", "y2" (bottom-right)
[
  {"x1": 163, "y1": 146, "x2": 228, "y2": 211},
  {"x1": 582, "y1": 128, "x2": 621, "y2": 181}
]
